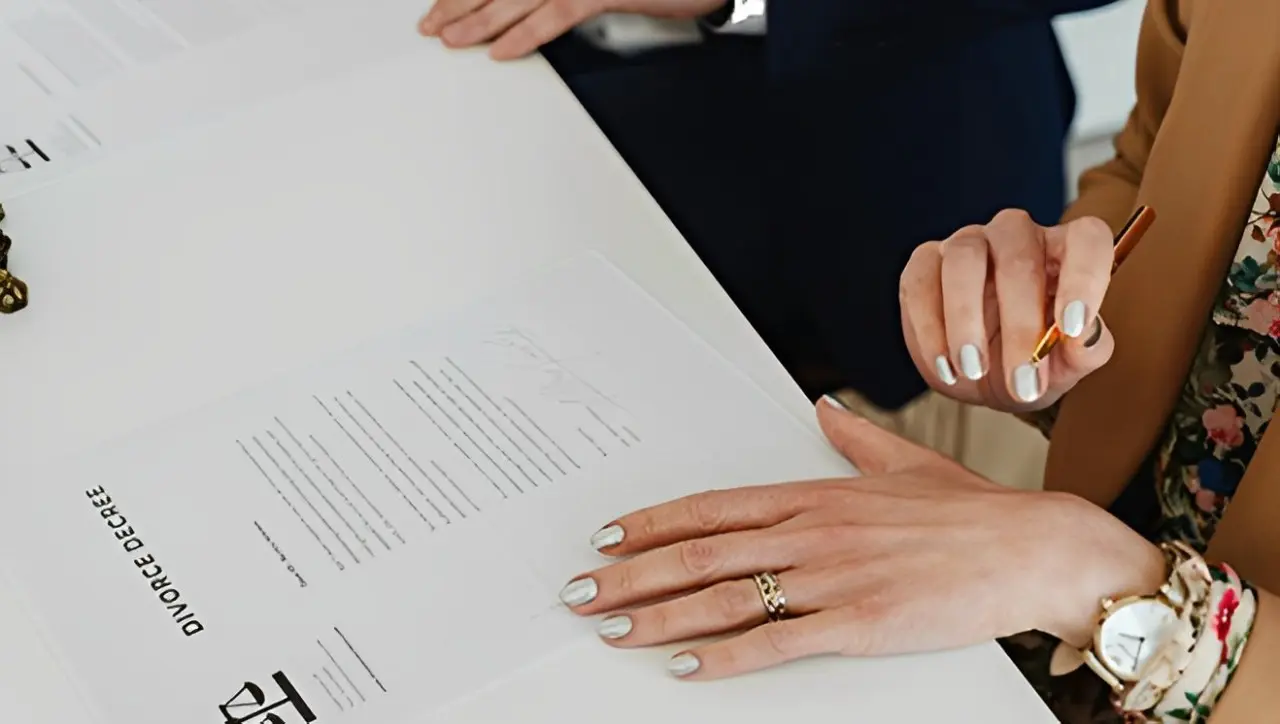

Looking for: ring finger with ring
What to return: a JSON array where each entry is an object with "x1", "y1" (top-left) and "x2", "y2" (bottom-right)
[
  {"x1": 589, "y1": 568, "x2": 817, "y2": 649},
  {"x1": 557, "y1": 526, "x2": 836, "y2": 620}
]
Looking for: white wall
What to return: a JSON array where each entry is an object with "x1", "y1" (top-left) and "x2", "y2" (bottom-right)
[
  {"x1": 1054, "y1": 0, "x2": 1143, "y2": 140},
  {"x1": 1053, "y1": 0, "x2": 1144, "y2": 193}
]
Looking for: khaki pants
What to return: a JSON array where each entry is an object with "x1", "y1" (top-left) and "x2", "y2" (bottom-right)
[{"x1": 835, "y1": 390, "x2": 1048, "y2": 492}]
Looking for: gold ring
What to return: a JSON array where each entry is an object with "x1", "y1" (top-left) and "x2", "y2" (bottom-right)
[{"x1": 751, "y1": 572, "x2": 787, "y2": 622}]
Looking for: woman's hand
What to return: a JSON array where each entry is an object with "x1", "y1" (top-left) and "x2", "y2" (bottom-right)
[
  {"x1": 899, "y1": 209, "x2": 1117, "y2": 411},
  {"x1": 419, "y1": 0, "x2": 726, "y2": 60},
  {"x1": 558, "y1": 397, "x2": 1165, "y2": 679}
]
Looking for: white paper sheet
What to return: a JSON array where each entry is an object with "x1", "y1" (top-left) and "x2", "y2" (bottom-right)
[
  {"x1": 1, "y1": 252, "x2": 853, "y2": 724},
  {"x1": 0, "y1": 0, "x2": 428, "y2": 191}
]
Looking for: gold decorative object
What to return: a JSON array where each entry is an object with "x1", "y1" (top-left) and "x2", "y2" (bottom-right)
[
  {"x1": 0, "y1": 269, "x2": 28, "y2": 314},
  {"x1": 0, "y1": 202, "x2": 28, "y2": 314}
]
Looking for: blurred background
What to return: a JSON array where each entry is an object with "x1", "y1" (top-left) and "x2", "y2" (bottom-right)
[
  {"x1": 546, "y1": 0, "x2": 1146, "y2": 492},
  {"x1": 1055, "y1": 0, "x2": 1142, "y2": 196}
]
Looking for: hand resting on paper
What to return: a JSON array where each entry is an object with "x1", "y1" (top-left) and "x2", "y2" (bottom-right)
[
  {"x1": 899, "y1": 210, "x2": 1117, "y2": 412},
  {"x1": 557, "y1": 396, "x2": 1165, "y2": 680},
  {"x1": 418, "y1": 0, "x2": 725, "y2": 60}
]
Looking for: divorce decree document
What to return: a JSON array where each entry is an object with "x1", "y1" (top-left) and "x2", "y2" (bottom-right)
[{"x1": 0, "y1": 253, "x2": 852, "y2": 724}]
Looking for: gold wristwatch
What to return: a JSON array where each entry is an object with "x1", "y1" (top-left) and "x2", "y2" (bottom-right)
[{"x1": 1052, "y1": 541, "x2": 1213, "y2": 713}]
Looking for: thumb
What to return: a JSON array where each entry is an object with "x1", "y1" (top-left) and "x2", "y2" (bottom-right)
[
  {"x1": 1046, "y1": 314, "x2": 1114, "y2": 397},
  {"x1": 816, "y1": 395, "x2": 940, "y2": 475}
]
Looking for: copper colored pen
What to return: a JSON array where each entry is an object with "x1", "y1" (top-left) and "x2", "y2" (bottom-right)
[{"x1": 1029, "y1": 205, "x2": 1156, "y2": 364}]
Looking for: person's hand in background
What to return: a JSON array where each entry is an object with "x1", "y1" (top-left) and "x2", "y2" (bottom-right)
[
  {"x1": 419, "y1": 0, "x2": 726, "y2": 60},
  {"x1": 899, "y1": 209, "x2": 1117, "y2": 412}
]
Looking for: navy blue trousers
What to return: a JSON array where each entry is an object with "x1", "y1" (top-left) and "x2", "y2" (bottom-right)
[{"x1": 544, "y1": 12, "x2": 1088, "y2": 409}]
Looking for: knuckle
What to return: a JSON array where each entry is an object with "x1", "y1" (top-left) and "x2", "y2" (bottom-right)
[
  {"x1": 850, "y1": 587, "x2": 894, "y2": 620},
  {"x1": 1073, "y1": 215, "x2": 1114, "y2": 244},
  {"x1": 1000, "y1": 247, "x2": 1043, "y2": 280},
  {"x1": 941, "y1": 233, "x2": 987, "y2": 261},
  {"x1": 687, "y1": 495, "x2": 727, "y2": 532},
  {"x1": 712, "y1": 582, "x2": 759, "y2": 620},
  {"x1": 945, "y1": 297, "x2": 980, "y2": 328},
  {"x1": 801, "y1": 485, "x2": 849, "y2": 512},
  {"x1": 636, "y1": 512, "x2": 661, "y2": 540},
  {"x1": 646, "y1": 605, "x2": 671, "y2": 639},
  {"x1": 990, "y1": 208, "x2": 1034, "y2": 228},
  {"x1": 900, "y1": 242, "x2": 942, "y2": 293},
  {"x1": 612, "y1": 566, "x2": 637, "y2": 597},
  {"x1": 950, "y1": 224, "x2": 988, "y2": 238},
  {"x1": 547, "y1": 0, "x2": 586, "y2": 25},
  {"x1": 835, "y1": 594, "x2": 893, "y2": 657},
  {"x1": 905, "y1": 241, "x2": 943, "y2": 269},
  {"x1": 716, "y1": 645, "x2": 744, "y2": 672},
  {"x1": 677, "y1": 538, "x2": 721, "y2": 579},
  {"x1": 761, "y1": 622, "x2": 801, "y2": 657},
  {"x1": 939, "y1": 272, "x2": 983, "y2": 317}
]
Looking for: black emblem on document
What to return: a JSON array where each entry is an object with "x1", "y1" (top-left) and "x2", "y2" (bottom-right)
[
  {"x1": 0, "y1": 141, "x2": 49, "y2": 174},
  {"x1": 220, "y1": 671, "x2": 317, "y2": 724}
]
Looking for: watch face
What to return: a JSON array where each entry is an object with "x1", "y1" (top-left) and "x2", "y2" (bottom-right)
[{"x1": 1097, "y1": 599, "x2": 1179, "y2": 680}]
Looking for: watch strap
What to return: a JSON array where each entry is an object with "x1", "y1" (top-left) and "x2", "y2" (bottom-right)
[
  {"x1": 1147, "y1": 563, "x2": 1258, "y2": 723},
  {"x1": 1107, "y1": 542, "x2": 1214, "y2": 715}
]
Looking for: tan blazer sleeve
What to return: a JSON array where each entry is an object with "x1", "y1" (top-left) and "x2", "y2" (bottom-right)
[
  {"x1": 1060, "y1": 0, "x2": 1186, "y2": 232},
  {"x1": 1017, "y1": 1, "x2": 1188, "y2": 437}
]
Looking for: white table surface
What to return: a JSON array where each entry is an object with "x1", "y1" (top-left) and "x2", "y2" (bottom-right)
[{"x1": 0, "y1": 25, "x2": 1054, "y2": 724}]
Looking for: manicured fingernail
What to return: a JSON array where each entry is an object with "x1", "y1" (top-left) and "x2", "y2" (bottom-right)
[
  {"x1": 1083, "y1": 317, "x2": 1104, "y2": 348},
  {"x1": 559, "y1": 578, "x2": 598, "y2": 606},
  {"x1": 590, "y1": 525, "x2": 624, "y2": 550},
  {"x1": 1062, "y1": 301, "x2": 1087, "y2": 338},
  {"x1": 598, "y1": 615, "x2": 633, "y2": 639},
  {"x1": 668, "y1": 652, "x2": 701, "y2": 677},
  {"x1": 1013, "y1": 364, "x2": 1040, "y2": 403},
  {"x1": 934, "y1": 355, "x2": 957, "y2": 386},
  {"x1": 959, "y1": 345, "x2": 984, "y2": 380},
  {"x1": 821, "y1": 394, "x2": 849, "y2": 412}
]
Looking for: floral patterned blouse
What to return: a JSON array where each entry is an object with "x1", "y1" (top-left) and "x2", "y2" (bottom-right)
[{"x1": 1002, "y1": 134, "x2": 1280, "y2": 722}]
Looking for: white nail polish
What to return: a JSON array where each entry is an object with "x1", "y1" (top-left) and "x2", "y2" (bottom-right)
[
  {"x1": 934, "y1": 355, "x2": 958, "y2": 386},
  {"x1": 959, "y1": 345, "x2": 984, "y2": 380},
  {"x1": 1062, "y1": 300, "x2": 1087, "y2": 338},
  {"x1": 590, "y1": 525, "x2": 624, "y2": 550},
  {"x1": 1013, "y1": 364, "x2": 1040, "y2": 403},
  {"x1": 559, "y1": 578, "x2": 598, "y2": 607},
  {"x1": 821, "y1": 393, "x2": 849, "y2": 412},
  {"x1": 598, "y1": 615, "x2": 633, "y2": 639},
  {"x1": 668, "y1": 653, "x2": 701, "y2": 677}
]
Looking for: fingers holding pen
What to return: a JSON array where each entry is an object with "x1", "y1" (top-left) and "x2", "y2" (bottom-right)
[
  {"x1": 900, "y1": 241, "x2": 951, "y2": 387},
  {"x1": 938, "y1": 227, "x2": 994, "y2": 383},
  {"x1": 900, "y1": 240, "x2": 988, "y2": 403},
  {"x1": 900, "y1": 208, "x2": 1131, "y2": 413},
  {"x1": 985, "y1": 209, "x2": 1050, "y2": 405},
  {"x1": 900, "y1": 225, "x2": 1019, "y2": 407},
  {"x1": 1051, "y1": 313, "x2": 1115, "y2": 389},
  {"x1": 1031, "y1": 216, "x2": 1119, "y2": 391},
  {"x1": 1045, "y1": 217, "x2": 1116, "y2": 341}
]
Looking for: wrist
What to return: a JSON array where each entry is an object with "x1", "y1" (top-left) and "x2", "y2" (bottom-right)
[{"x1": 1033, "y1": 493, "x2": 1168, "y2": 647}]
